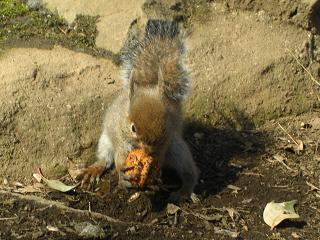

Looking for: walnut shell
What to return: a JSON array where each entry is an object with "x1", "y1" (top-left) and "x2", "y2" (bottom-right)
[{"x1": 124, "y1": 149, "x2": 160, "y2": 187}]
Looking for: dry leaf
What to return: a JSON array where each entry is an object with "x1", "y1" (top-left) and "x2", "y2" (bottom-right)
[
  {"x1": 263, "y1": 200, "x2": 300, "y2": 230},
  {"x1": 284, "y1": 140, "x2": 304, "y2": 154},
  {"x1": 14, "y1": 185, "x2": 42, "y2": 193},
  {"x1": 46, "y1": 225, "x2": 59, "y2": 232},
  {"x1": 42, "y1": 178, "x2": 79, "y2": 192},
  {"x1": 292, "y1": 232, "x2": 301, "y2": 239},
  {"x1": 227, "y1": 185, "x2": 241, "y2": 194},
  {"x1": 34, "y1": 168, "x2": 79, "y2": 192},
  {"x1": 67, "y1": 159, "x2": 84, "y2": 180},
  {"x1": 128, "y1": 192, "x2": 141, "y2": 203},
  {"x1": 33, "y1": 173, "x2": 42, "y2": 182},
  {"x1": 242, "y1": 198, "x2": 252, "y2": 204},
  {"x1": 166, "y1": 203, "x2": 180, "y2": 215},
  {"x1": 150, "y1": 218, "x2": 158, "y2": 224},
  {"x1": 273, "y1": 154, "x2": 285, "y2": 162},
  {"x1": 191, "y1": 193, "x2": 200, "y2": 204},
  {"x1": 226, "y1": 208, "x2": 239, "y2": 221},
  {"x1": 12, "y1": 181, "x2": 23, "y2": 187}
]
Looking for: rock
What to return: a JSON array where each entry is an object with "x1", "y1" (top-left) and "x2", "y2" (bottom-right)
[{"x1": 74, "y1": 222, "x2": 106, "y2": 238}]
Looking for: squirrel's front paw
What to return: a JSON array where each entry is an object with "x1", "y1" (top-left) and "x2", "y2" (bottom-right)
[
  {"x1": 78, "y1": 160, "x2": 106, "y2": 190},
  {"x1": 118, "y1": 169, "x2": 134, "y2": 189}
]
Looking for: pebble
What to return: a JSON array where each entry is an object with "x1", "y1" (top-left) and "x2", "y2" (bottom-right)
[
  {"x1": 126, "y1": 226, "x2": 136, "y2": 234},
  {"x1": 74, "y1": 222, "x2": 106, "y2": 238},
  {"x1": 3, "y1": 178, "x2": 8, "y2": 185}
]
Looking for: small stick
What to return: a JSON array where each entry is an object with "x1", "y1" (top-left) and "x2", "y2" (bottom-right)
[
  {"x1": 306, "y1": 181, "x2": 320, "y2": 191},
  {"x1": 277, "y1": 160, "x2": 295, "y2": 172},
  {"x1": 271, "y1": 185, "x2": 289, "y2": 188},
  {"x1": 240, "y1": 172, "x2": 264, "y2": 177},
  {"x1": 277, "y1": 122, "x2": 299, "y2": 146},
  {"x1": 273, "y1": 155, "x2": 296, "y2": 172},
  {"x1": 88, "y1": 201, "x2": 91, "y2": 212},
  {"x1": 58, "y1": 26, "x2": 67, "y2": 35},
  {"x1": 0, "y1": 217, "x2": 17, "y2": 221},
  {"x1": 287, "y1": 48, "x2": 320, "y2": 87}
]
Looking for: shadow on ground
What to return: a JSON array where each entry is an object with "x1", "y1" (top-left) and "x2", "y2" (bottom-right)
[
  {"x1": 32, "y1": 106, "x2": 271, "y2": 224},
  {"x1": 183, "y1": 107, "x2": 269, "y2": 198},
  {"x1": 310, "y1": 1, "x2": 320, "y2": 34}
]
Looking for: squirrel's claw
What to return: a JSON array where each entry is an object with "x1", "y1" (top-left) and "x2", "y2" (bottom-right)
[
  {"x1": 118, "y1": 171, "x2": 134, "y2": 188},
  {"x1": 78, "y1": 160, "x2": 106, "y2": 190},
  {"x1": 80, "y1": 173, "x2": 90, "y2": 188}
]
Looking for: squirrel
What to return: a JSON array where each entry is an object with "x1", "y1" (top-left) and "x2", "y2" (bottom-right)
[{"x1": 80, "y1": 20, "x2": 199, "y2": 202}]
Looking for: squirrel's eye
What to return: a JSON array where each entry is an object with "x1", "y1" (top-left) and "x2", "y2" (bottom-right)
[{"x1": 131, "y1": 123, "x2": 136, "y2": 133}]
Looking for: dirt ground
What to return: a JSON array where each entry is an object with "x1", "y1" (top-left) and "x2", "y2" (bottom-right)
[{"x1": 0, "y1": 0, "x2": 320, "y2": 239}]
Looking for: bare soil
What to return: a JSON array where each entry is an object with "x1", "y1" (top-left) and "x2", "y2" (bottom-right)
[{"x1": 0, "y1": 0, "x2": 320, "y2": 239}]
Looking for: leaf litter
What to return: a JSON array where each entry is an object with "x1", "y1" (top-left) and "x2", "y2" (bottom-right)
[
  {"x1": 284, "y1": 140, "x2": 304, "y2": 155},
  {"x1": 33, "y1": 168, "x2": 79, "y2": 192},
  {"x1": 263, "y1": 200, "x2": 300, "y2": 230}
]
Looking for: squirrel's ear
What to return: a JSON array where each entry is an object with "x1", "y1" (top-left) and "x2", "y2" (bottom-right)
[{"x1": 129, "y1": 70, "x2": 135, "y2": 100}]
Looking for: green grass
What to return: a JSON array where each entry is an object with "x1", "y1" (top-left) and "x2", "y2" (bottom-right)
[
  {"x1": 0, "y1": 0, "x2": 99, "y2": 50},
  {"x1": 0, "y1": 0, "x2": 29, "y2": 17}
]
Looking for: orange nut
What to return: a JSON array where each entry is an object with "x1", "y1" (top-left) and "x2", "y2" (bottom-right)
[{"x1": 124, "y1": 149, "x2": 160, "y2": 188}]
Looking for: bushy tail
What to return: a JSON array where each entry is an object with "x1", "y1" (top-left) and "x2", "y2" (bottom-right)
[{"x1": 121, "y1": 20, "x2": 190, "y2": 102}]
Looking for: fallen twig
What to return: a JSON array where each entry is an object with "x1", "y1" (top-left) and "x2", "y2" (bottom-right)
[
  {"x1": 240, "y1": 172, "x2": 264, "y2": 177},
  {"x1": 306, "y1": 181, "x2": 320, "y2": 191},
  {"x1": 58, "y1": 26, "x2": 67, "y2": 35},
  {"x1": 0, "y1": 216, "x2": 18, "y2": 221},
  {"x1": 0, "y1": 190, "x2": 122, "y2": 223},
  {"x1": 287, "y1": 48, "x2": 320, "y2": 87},
  {"x1": 273, "y1": 155, "x2": 296, "y2": 172},
  {"x1": 271, "y1": 185, "x2": 289, "y2": 188},
  {"x1": 277, "y1": 122, "x2": 299, "y2": 146}
]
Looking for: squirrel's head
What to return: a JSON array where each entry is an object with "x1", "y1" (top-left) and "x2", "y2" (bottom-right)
[{"x1": 128, "y1": 92, "x2": 171, "y2": 155}]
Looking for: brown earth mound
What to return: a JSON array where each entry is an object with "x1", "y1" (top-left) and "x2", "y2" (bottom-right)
[{"x1": 0, "y1": 0, "x2": 319, "y2": 239}]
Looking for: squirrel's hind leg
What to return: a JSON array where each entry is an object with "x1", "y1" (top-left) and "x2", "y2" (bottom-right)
[{"x1": 164, "y1": 136, "x2": 199, "y2": 202}]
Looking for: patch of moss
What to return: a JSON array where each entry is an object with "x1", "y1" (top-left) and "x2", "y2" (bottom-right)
[
  {"x1": 71, "y1": 15, "x2": 99, "y2": 49},
  {"x1": 0, "y1": 0, "x2": 29, "y2": 17},
  {"x1": 2, "y1": 7, "x2": 95, "y2": 46},
  {"x1": 0, "y1": 0, "x2": 111, "y2": 58}
]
